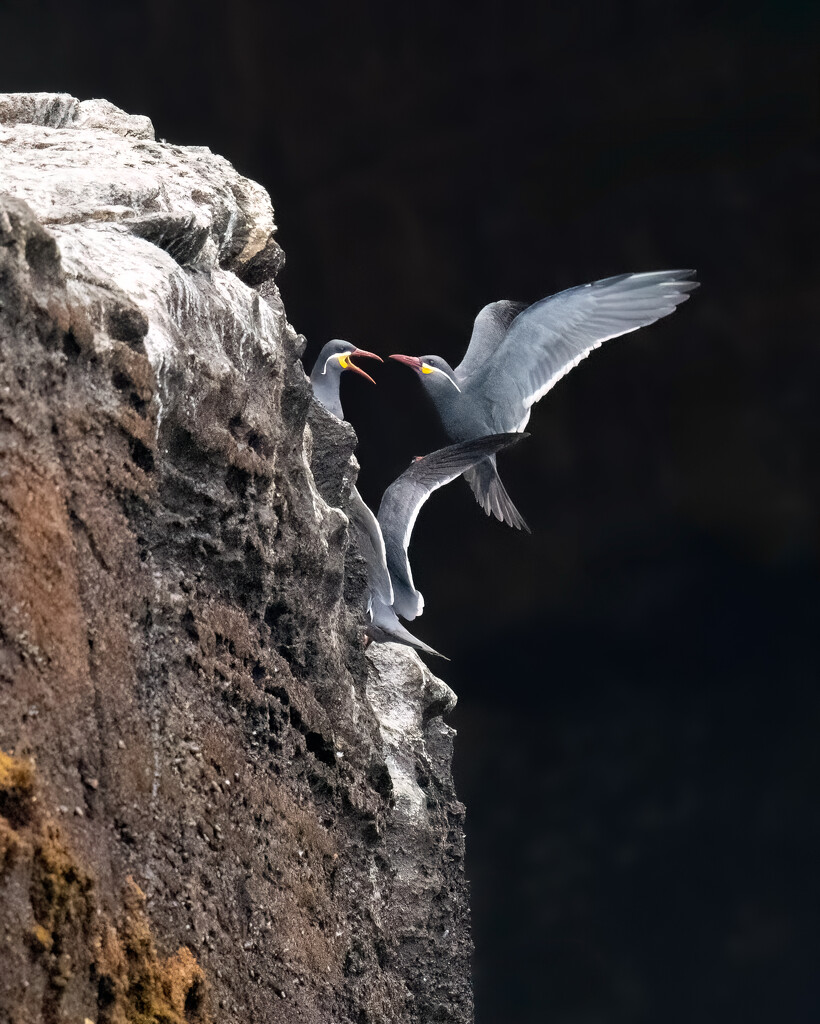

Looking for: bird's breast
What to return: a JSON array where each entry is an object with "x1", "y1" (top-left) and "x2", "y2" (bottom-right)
[{"x1": 437, "y1": 392, "x2": 491, "y2": 443}]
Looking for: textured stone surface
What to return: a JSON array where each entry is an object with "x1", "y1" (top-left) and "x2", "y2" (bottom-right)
[{"x1": 0, "y1": 93, "x2": 471, "y2": 1024}]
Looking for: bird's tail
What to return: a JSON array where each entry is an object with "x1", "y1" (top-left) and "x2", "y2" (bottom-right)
[
  {"x1": 463, "y1": 456, "x2": 530, "y2": 532},
  {"x1": 366, "y1": 620, "x2": 449, "y2": 660}
]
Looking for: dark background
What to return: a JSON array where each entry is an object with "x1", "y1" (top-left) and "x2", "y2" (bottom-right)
[{"x1": 2, "y1": 1, "x2": 819, "y2": 1020}]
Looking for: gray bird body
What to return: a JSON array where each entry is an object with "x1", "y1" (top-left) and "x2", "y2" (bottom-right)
[
  {"x1": 310, "y1": 364, "x2": 345, "y2": 419},
  {"x1": 348, "y1": 487, "x2": 393, "y2": 612},
  {"x1": 392, "y1": 270, "x2": 699, "y2": 529}
]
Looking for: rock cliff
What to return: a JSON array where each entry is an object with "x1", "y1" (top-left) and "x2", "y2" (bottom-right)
[{"x1": 0, "y1": 93, "x2": 472, "y2": 1024}]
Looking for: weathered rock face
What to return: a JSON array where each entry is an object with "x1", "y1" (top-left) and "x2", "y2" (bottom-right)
[{"x1": 0, "y1": 94, "x2": 472, "y2": 1024}]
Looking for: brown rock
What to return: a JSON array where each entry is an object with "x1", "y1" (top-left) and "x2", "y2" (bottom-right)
[{"x1": 0, "y1": 93, "x2": 472, "y2": 1023}]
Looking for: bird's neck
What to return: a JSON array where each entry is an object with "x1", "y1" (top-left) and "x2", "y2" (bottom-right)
[
  {"x1": 310, "y1": 368, "x2": 343, "y2": 419},
  {"x1": 423, "y1": 376, "x2": 462, "y2": 428}
]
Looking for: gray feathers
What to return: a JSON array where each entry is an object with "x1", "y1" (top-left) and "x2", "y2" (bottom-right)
[
  {"x1": 348, "y1": 487, "x2": 393, "y2": 611},
  {"x1": 377, "y1": 434, "x2": 526, "y2": 621},
  {"x1": 456, "y1": 299, "x2": 528, "y2": 381},
  {"x1": 397, "y1": 270, "x2": 698, "y2": 529},
  {"x1": 350, "y1": 434, "x2": 526, "y2": 657},
  {"x1": 310, "y1": 340, "x2": 349, "y2": 418},
  {"x1": 462, "y1": 271, "x2": 699, "y2": 432},
  {"x1": 462, "y1": 456, "x2": 530, "y2": 532},
  {"x1": 308, "y1": 267, "x2": 698, "y2": 655},
  {"x1": 309, "y1": 339, "x2": 381, "y2": 420},
  {"x1": 310, "y1": 366, "x2": 345, "y2": 419}
]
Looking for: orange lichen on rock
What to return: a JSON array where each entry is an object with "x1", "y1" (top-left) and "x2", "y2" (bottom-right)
[
  {"x1": 0, "y1": 749, "x2": 36, "y2": 820},
  {"x1": 93, "y1": 879, "x2": 209, "y2": 1024},
  {"x1": 0, "y1": 755, "x2": 209, "y2": 1024},
  {"x1": 0, "y1": 750, "x2": 35, "y2": 791}
]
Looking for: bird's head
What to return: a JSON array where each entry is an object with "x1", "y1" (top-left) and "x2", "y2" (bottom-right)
[
  {"x1": 389, "y1": 354, "x2": 461, "y2": 393},
  {"x1": 314, "y1": 339, "x2": 382, "y2": 385}
]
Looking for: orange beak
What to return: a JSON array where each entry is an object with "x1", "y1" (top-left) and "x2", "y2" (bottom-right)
[{"x1": 345, "y1": 348, "x2": 383, "y2": 385}]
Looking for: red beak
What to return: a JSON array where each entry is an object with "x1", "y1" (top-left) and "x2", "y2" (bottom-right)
[
  {"x1": 347, "y1": 348, "x2": 383, "y2": 385},
  {"x1": 389, "y1": 354, "x2": 424, "y2": 371}
]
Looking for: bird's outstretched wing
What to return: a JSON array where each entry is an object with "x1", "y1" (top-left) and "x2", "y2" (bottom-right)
[
  {"x1": 378, "y1": 433, "x2": 526, "y2": 621},
  {"x1": 455, "y1": 299, "x2": 528, "y2": 381},
  {"x1": 348, "y1": 486, "x2": 393, "y2": 611},
  {"x1": 466, "y1": 270, "x2": 699, "y2": 430}
]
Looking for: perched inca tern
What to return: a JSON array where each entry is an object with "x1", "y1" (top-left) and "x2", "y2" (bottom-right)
[{"x1": 310, "y1": 339, "x2": 382, "y2": 419}]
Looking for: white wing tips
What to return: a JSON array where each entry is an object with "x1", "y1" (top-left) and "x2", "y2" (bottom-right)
[
  {"x1": 391, "y1": 582, "x2": 424, "y2": 623},
  {"x1": 519, "y1": 269, "x2": 698, "y2": 411},
  {"x1": 597, "y1": 269, "x2": 699, "y2": 305},
  {"x1": 598, "y1": 269, "x2": 698, "y2": 285},
  {"x1": 588, "y1": 269, "x2": 699, "y2": 328}
]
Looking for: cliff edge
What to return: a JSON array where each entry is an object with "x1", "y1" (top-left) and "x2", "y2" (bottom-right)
[{"x1": 0, "y1": 93, "x2": 472, "y2": 1024}]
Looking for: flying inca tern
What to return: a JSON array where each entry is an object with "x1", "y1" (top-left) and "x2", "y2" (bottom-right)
[
  {"x1": 391, "y1": 269, "x2": 699, "y2": 530},
  {"x1": 310, "y1": 339, "x2": 382, "y2": 419},
  {"x1": 357, "y1": 432, "x2": 526, "y2": 658}
]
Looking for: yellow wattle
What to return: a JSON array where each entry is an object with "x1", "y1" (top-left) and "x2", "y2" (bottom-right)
[
  {"x1": 421, "y1": 364, "x2": 434, "y2": 374},
  {"x1": 338, "y1": 355, "x2": 349, "y2": 369}
]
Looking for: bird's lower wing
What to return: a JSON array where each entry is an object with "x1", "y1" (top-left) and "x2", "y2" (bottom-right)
[{"x1": 378, "y1": 433, "x2": 527, "y2": 620}]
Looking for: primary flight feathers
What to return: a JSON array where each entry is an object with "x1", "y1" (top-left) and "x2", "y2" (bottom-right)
[
  {"x1": 356, "y1": 434, "x2": 525, "y2": 658},
  {"x1": 391, "y1": 269, "x2": 698, "y2": 529},
  {"x1": 307, "y1": 267, "x2": 698, "y2": 659},
  {"x1": 377, "y1": 434, "x2": 526, "y2": 622}
]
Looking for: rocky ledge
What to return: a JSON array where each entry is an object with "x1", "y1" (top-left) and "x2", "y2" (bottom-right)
[{"x1": 0, "y1": 94, "x2": 472, "y2": 1024}]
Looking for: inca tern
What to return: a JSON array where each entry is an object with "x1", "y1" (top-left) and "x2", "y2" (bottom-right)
[
  {"x1": 310, "y1": 339, "x2": 382, "y2": 419},
  {"x1": 308, "y1": 337, "x2": 524, "y2": 657},
  {"x1": 391, "y1": 269, "x2": 698, "y2": 530}
]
